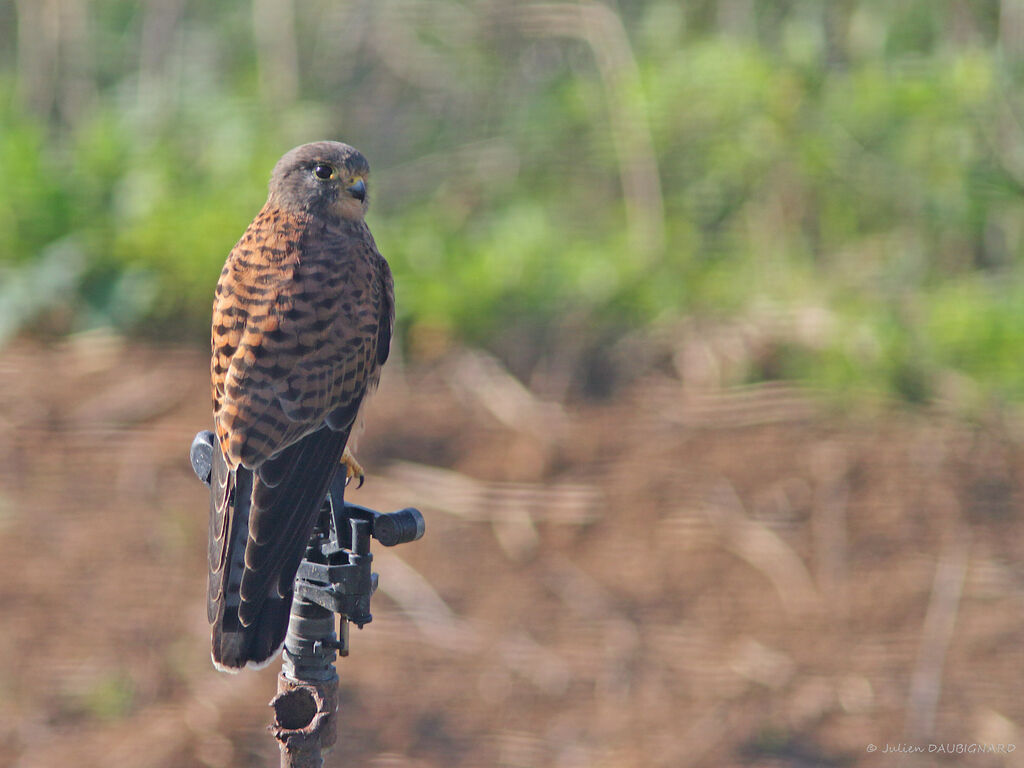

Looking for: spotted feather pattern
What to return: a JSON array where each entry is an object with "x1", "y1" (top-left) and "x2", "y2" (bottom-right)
[{"x1": 207, "y1": 192, "x2": 393, "y2": 670}]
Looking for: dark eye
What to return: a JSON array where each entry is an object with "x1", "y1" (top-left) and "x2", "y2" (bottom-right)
[{"x1": 313, "y1": 164, "x2": 334, "y2": 180}]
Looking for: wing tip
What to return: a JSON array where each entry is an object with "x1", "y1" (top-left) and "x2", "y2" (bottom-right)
[
  {"x1": 245, "y1": 645, "x2": 285, "y2": 671},
  {"x1": 211, "y1": 596, "x2": 292, "y2": 673},
  {"x1": 210, "y1": 642, "x2": 285, "y2": 674},
  {"x1": 211, "y1": 652, "x2": 242, "y2": 674}
]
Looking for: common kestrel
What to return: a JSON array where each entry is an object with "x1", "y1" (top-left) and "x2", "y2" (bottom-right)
[{"x1": 207, "y1": 141, "x2": 393, "y2": 671}]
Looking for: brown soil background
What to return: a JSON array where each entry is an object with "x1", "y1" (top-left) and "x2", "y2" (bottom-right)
[{"x1": 1, "y1": 337, "x2": 1022, "y2": 768}]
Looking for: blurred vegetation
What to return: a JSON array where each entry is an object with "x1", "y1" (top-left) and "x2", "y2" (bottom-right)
[{"x1": 2, "y1": 0, "x2": 1024, "y2": 403}]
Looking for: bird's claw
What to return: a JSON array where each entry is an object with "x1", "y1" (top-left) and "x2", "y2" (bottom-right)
[{"x1": 341, "y1": 447, "x2": 365, "y2": 489}]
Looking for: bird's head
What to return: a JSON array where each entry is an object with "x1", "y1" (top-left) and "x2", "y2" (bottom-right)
[{"x1": 268, "y1": 141, "x2": 371, "y2": 221}]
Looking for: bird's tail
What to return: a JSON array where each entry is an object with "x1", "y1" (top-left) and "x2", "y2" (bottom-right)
[{"x1": 207, "y1": 427, "x2": 349, "y2": 671}]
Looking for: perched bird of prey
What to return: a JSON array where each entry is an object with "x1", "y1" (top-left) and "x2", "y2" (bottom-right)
[{"x1": 207, "y1": 141, "x2": 393, "y2": 671}]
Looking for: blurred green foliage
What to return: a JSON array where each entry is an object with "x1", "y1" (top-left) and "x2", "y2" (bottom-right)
[{"x1": 1, "y1": 0, "x2": 1023, "y2": 403}]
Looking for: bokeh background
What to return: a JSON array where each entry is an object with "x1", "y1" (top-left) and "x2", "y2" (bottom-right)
[{"x1": 2, "y1": 1, "x2": 1024, "y2": 766}]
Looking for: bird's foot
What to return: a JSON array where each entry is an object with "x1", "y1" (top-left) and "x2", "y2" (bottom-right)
[{"x1": 341, "y1": 447, "x2": 365, "y2": 488}]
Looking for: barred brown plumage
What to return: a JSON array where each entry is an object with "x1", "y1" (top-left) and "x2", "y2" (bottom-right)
[{"x1": 207, "y1": 141, "x2": 393, "y2": 671}]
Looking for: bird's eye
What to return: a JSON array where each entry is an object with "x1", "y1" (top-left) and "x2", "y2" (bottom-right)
[{"x1": 313, "y1": 164, "x2": 334, "y2": 180}]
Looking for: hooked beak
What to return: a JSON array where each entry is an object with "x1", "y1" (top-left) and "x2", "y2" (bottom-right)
[{"x1": 347, "y1": 178, "x2": 366, "y2": 202}]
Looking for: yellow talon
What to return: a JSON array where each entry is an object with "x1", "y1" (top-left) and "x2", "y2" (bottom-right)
[{"x1": 341, "y1": 446, "x2": 365, "y2": 488}]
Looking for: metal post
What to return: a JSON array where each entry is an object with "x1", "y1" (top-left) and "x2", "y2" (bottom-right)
[
  {"x1": 270, "y1": 490, "x2": 343, "y2": 768},
  {"x1": 270, "y1": 594, "x2": 340, "y2": 767}
]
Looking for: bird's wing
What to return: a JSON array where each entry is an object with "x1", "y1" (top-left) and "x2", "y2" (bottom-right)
[
  {"x1": 209, "y1": 426, "x2": 349, "y2": 668},
  {"x1": 208, "y1": 209, "x2": 391, "y2": 666}
]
